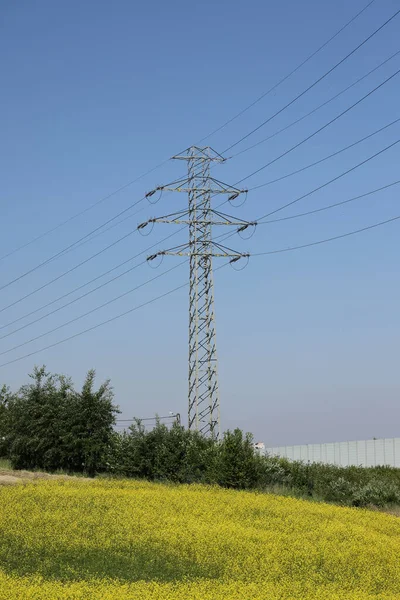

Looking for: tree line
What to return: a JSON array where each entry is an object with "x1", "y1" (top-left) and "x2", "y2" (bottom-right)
[
  {"x1": 0, "y1": 366, "x2": 116, "y2": 475},
  {"x1": 1, "y1": 366, "x2": 400, "y2": 508}
]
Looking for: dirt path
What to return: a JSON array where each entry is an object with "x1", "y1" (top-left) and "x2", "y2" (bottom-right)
[{"x1": 0, "y1": 469, "x2": 90, "y2": 485}]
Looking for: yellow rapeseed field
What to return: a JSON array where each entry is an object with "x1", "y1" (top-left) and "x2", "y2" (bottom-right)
[{"x1": 0, "y1": 479, "x2": 399, "y2": 599}]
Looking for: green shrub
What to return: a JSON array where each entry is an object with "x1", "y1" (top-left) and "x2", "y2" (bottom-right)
[
  {"x1": 2, "y1": 367, "x2": 400, "y2": 508},
  {"x1": 0, "y1": 385, "x2": 12, "y2": 458},
  {"x1": 5, "y1": 366, "x2": 118, "y2": 474},
  {"x1": 351, "y1": 481, "x2": 400, "y2": 507},
  {"x1": 106, "y1": 420, "x2": 218, "y2": 484},
  {"x1": 216, "y1": 429, "x2": 262, "y2": 490}
]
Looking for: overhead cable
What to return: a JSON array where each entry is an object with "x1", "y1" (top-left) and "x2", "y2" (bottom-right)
[
  {"x1": 250, "y1": 117, "x2": 400, "y2": 191},
  {"x1": 236, "y1": 67, "x2": 400, "y2": 186},
  {"x1": 255, "y1": 138, "x2": 400, "y2": 222},
  {"x1": 0, "y1": 2, "x2": 379, "y2": 264},
  {"x1": 199, "y1": 0, "x2": 377, "y2": 143},
  {"x1": 0, "y1": 196, "x2": 148, "y2": 292},
  {"x1": 0, "y1": 228, "x2": 188, "y2": 328},
  {"x1": 257, "y1": 180, "x2": 400, "y2": 224},
  {"x1": 232, "y1": 49, "x2": 400, "y2": 159},
  {"x1": 252, "y1": 214, "x2": 400, "y2": 256},
  {"x1": 2, "y1": 211, "x2": 399, "y2": 368},
  {"x1": 0, "y1": 280, "x2": 188, "y2": 369},
  {"x1": 223, "y1": 7, "x2": 400, "y2": 153},
  {"x1": 0, "y1": 261, "x2": 187, "y2": 358}
]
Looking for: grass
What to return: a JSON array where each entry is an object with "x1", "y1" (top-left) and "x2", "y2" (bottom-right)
[
  {"x1": 0, "y1": 478, "x2": 399, "y2": 599},
  {"x1": 0, "y1": 459, "x2": 11, "y2": 471}
]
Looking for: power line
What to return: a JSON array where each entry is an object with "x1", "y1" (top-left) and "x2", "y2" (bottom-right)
[
  {"x1": 68, "y1": 177, "x2": 194, "y2": 255},
  {"x1": 0, "y1": 229, "x2": 239, "y2": 353},
  {"x1": 235, "y1": 67, "x2": 400, "y2": 186},
  {"x1": 232, "y1": 49, "x2": 400, "y2": 159},
  {"x1": 223, "y1": 7, "x2": 400, "y2": 153},
  {"x1": 0, "y1": 228, "x2": 138, "y2": 315},
  {"x1": 0, "y1": 161, "x2": 170, "y2": 264},
  {"x1": 213, "y1": 116, "x2": 399, "y2": 219},
  {"x1": 0, "y1": 261, "x2": 187, "y2": 358},
  {"x1": 249, "y1": 117, "x2": 400, "y2": 191},
  {"x1": 2, "y1": 9, "x2": 390, "y2": 296},
  {"x1": 82, "y1": 120, "x2": 398, "y2": 437},
  {"x1": 254, "y1": 138, "x2": 400, "y2": 222},
  {"x1": 0, "y1": 260, "x2": 146, "y2": 341},
  {"x1": 0, "y1": 227, "x2": 188, "y2": 331},
  {"x1": 116, "y1": 416, "x2": 177, "y2": 422},
  {"x1": 2, "y1": 176, "x2": 224, "y2": 326},
  {"x1": 58, "y1": 207, "x2": 142, "y2": 258},
  {"x1": 115, "y1": 414, "x2": 181, "y2": 428},
  {"x1": 167, "y1": 118, "x2": 397, "y2": 224},
  {"x1": 27, "y1": 115, "x2": 382, "y2": 331},
  {"x1": 0, "y1": 3, "x2": 377, "y2": 267},
  {"x1": 257, "y1": 179, "x2": 400, "y2": 224},
  {"x1": 3, "y1": 171, "x2": 251, "y2": 344},
  {"x1": 3, "y1": 5, "x2": 398, "y2": 430},
  {"x1": 0, "y1": 4, "x2": 387, "y2": 289},
  {"x1": 0, "y1": 174, "x2": 190, "y2": 277},
  {"x1": 0, "y1": 176, "x2": 197, "y2": 297},
  {"x1": 2, "y1": 211, "x2": 398, "y2": 369},
  {"x1": 102, "y1": 140, "x2": 400, "y2": 414},
  {"x1": 4, "y1": 11, "x2": 400, "y2": 366},
  {"x1": 0, "y1": 280, "x2": 188, "y2": 369},
  {"x1": 197, "y1": 73, "x2": 400, "y2": 216},
  {"x1": 206, "y1": 147, "x2": 400, "y2": 253},
  {"x1": 0, "y1": 195, "x2": 148, "y2": 292},
  {"x1": 252, "y1": 214, "x2": 400, "y2": 257},
  {"x1": 198, "y1": 0, "x2": 377, "y2": 143}
]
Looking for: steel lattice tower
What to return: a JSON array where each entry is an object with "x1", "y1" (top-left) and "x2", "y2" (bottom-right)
[{"x1": 140, "y1": 147, "x2": 252, "y2": 439}]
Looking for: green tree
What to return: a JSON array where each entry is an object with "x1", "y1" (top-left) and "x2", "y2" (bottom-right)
[
  {"x1": 0, "y1": 384, "x2": 13, "y2": 457},
  {"x1": 142, "y1": 421, "x2": 217, "y2": 483},
  {"x1": 7, "y1": 366, "x2": 72, "y2": 470},
  {"x1": 106, "y1": 420, "x2": 218, "y2": 483},
  {"x1": 5, "y1": 366, "x2": 119, "y2": 474},
  {"x1": 217, "y1": 428, "x2": 261, "y2": 489},
  {"x1": 62, "y1": 369, "x2": 119, "y2": 475}
]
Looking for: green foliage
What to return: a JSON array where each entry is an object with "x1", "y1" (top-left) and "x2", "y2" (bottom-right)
[
  {"x1": 0, "y1": 458, "x2": 11, "y2": 470},
  {"x1": 216, "y1": 428, "x2": 262, "y2": 489},
  {"x1": 260, "y1": 456, "x2": 400, "y2": 507},
  {"x1": 105, "y1": 427, "x2": 400, "y2": 505},
  {"x1": 108, "y1": 425, "x2": 264, "y2": 490},
  {"x1": 2, "y1": 366, "x2": 400, "y2": 508},
  {"x1": 61, "y1": 370, "x2": 117, "y2": 475},
  {"x1": 0, "y1": 384, "x2": 13, "y2": 457},
  {"x1": 5, "y1": 367, "x2": 67, "y2": 470},
  {"x1": 4, "y1": 366, "x2": 119, "y2": 474},
  {"x1": 106, "y1": 420, "x2": 218, "y2": 484}
]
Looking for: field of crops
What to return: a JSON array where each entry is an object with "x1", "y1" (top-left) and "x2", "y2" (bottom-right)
[{"x1": 0, "y1": 479, "x2": 399, "y2": 599}]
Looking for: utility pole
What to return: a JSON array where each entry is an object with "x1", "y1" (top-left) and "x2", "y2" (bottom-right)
[{"x1": 139, "y1": 147, "x2": 253, "y2": 439}]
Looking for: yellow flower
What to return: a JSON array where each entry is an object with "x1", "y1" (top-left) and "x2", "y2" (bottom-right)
[{"x1": 0, "y1": 479, "x2": 399, "y2": 599}]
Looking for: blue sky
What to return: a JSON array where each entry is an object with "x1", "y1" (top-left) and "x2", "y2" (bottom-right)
[{"x1": 0, "y1": 0, "x2": 399, "y2": 445}]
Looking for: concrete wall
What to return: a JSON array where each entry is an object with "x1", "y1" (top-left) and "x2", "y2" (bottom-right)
[{"x1": 267, "y1": 438, "x2": 400, "y2": 467}]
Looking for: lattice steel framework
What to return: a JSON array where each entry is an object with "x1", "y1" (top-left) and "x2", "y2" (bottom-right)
[{"x1": 140, "y1": 147, "x2": 252, "y2": 439}]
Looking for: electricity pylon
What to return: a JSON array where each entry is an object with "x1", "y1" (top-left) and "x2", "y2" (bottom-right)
[{"x1": 139, "y1": 147, "x2": 253, "y2": 439}]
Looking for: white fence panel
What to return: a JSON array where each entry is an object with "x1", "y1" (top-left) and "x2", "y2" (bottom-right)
[{"x1": 267, "y1": 437, "x2": 400, "y2": 468}]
